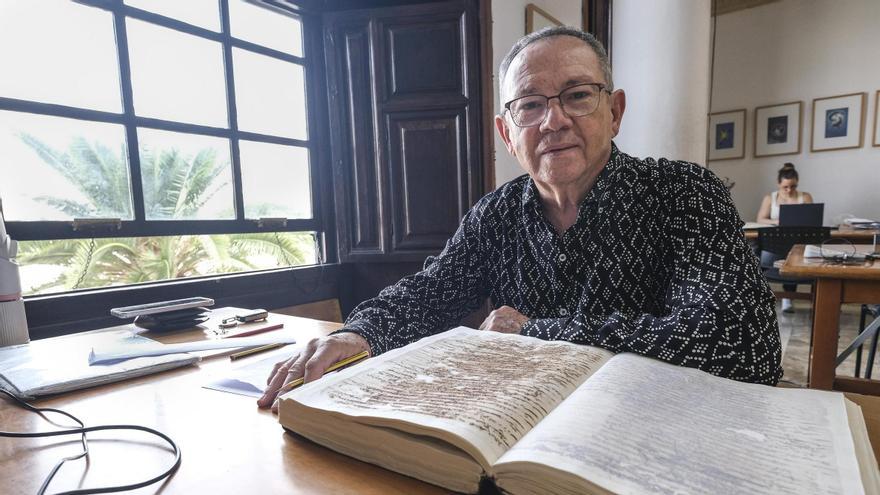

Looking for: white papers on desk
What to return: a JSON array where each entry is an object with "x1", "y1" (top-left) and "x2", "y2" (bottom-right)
[
  {"x1": 844, "y1": 218, "x2": 877, "y2": 225},
  {"x1": 743, "y1": 222, "x2": 773, "y2": 230},
  {"x1": 88, "y1": 334, "x2": 297, "y2": 365},
  {"x1": 202, "y1": 345, "x2": 294, "y2": 398},
  {"x1": 0, "y1": 330, "x2": 199, "y2": 399}
]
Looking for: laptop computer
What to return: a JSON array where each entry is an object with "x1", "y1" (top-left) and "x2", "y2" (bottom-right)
[{"x1": 779, "y1": 203, "x2": 824, "y2": 227}]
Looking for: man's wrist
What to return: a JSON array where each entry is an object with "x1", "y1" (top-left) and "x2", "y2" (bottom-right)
[{"x1": 331, "y1": 328, "x2": 373, "y2": 356}]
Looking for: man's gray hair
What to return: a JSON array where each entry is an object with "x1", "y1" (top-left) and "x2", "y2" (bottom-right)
[{"x1": 498, "y1": 26, "x2": 613, "y2": 100}]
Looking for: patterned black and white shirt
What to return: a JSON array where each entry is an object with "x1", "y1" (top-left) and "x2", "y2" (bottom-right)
[{"x1": 341, "y1": 144, "x2": 783, "y2": 385}]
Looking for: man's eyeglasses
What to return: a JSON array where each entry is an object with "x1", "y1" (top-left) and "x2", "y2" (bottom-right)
[{"x1": 503, "y1": 83, "x2": 610, "y2": 128}]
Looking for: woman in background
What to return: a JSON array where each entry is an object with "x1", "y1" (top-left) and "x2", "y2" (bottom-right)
[
  {"x1": 756, "y1": 163, "x2": 813, "y2": 313},
  {"x1": 757, "y1": 163, "x2": 813, "y2": 226}
]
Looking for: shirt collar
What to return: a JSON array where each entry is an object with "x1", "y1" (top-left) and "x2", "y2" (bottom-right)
[{"x1": 521, "y1": 141, "x2": 622, "y2": 215}]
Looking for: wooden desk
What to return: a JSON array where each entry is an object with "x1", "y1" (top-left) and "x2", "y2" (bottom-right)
[
  {"x1": 744, "y1": 226, "x2": 880, "y2": 241},
  {"x1": 781, "y1": 245, "x2": 880, "y2": 394},
  {"x1": 0, "y1": 313, "x2": 445, "y2": 494}
]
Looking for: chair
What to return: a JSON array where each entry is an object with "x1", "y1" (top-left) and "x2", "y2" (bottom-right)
[
  {"x1": 757, "y1": 226, "x2": 832, "y2": 301},
  {"x1": 855, "y1": 305, "x2": 880, "y2": 378}
]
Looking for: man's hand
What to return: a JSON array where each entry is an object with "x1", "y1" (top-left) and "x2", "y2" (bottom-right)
[
  {"x1": 258, "y1": 332, "x2": 370, "y2": 412},
  {"x1": 479, "y1": 305, "x2": 529, "y2": 334}
]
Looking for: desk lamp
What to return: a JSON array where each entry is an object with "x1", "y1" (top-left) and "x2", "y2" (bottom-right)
[{"x1": 0, "y1": 209, "x2": 29, "y2": 346}]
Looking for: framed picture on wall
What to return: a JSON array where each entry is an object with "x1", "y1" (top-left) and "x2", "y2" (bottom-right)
[
  {"x1": 525, "y1": 4, "x2": 562, "y2": 34},
  {"x1": 874, "y1": 90, "x2": 880, "y2": 147},
  {"x1": 754, "y1": 101, "x2": 802, "y2": 157},
  {"x1": 708, "y1": 109, "x2": 746, "y2": 161},
  {"x1": 810, "y1": 92, "x2": 867, "y2": 152}
]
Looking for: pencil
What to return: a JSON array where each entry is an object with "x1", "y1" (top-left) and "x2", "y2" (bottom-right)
[
  {"x1": 279, "y1": 350, "x2": 370, "y2": 393},
  {"x1": 229, "y1": 342, "x2": 287, "y2": 361},
  {"x1": 223, "y1": 322, "x2": 285, "y2": 338}
]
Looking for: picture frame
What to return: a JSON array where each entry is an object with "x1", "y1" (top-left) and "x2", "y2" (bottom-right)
[
  {"x1": 810, "y1": 92, "x2": 867, "y2": 152},
  {"x1": 754, "y1": 101, "x2": 802, "y2": 157},
  {"x1": 874, "y1": 90, "x2": 880, "y2": 147},
  {"x1": 708, "y1": 109, "x2": 746, "y2": 161},
  {"x1": 525, "y1": 4, "x2": 562, "y2": 34}
]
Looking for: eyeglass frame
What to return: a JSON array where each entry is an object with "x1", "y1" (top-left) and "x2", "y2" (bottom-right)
[{"x1": 502, "y1": 82, "x2": 612, "y2": 128}]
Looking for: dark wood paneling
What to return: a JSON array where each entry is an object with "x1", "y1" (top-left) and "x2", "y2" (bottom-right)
[
  {"x1": 326, "y1": 0, "x2": 483, "y2": 263},
  {"x1": 342, "y1": 26, "x2": 383, "y2": 253},
  {"x1": 584, "y1": 0, "x2": 612, "y2": 59},
  {"x1": 387, "y1": 110, "x2": 464, "y2": 251},
  {"x1": 325, "y1": 17, "x2": 385, "y2": 259},
  {"x1": 385, "y1": 16, "x2": 463, "y2": 99}
]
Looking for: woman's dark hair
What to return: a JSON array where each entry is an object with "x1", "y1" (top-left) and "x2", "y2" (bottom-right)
[{"x1": 778, "y1": 163, "x2": 798, "y2": 182}]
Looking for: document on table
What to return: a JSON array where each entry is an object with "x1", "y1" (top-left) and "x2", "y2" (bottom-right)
[
  {"x1": 88, "y1": 334, "x2": 297, "y2": 364},
  {"x1": 0, "y1": 330, "x2": 199, "y2": 399},
  {"x1": 203, "y1": 345, "x2": 295, "y2": 397}
]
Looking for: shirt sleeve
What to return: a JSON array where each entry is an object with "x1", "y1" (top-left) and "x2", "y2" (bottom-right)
[
  {"x1": 521, "y1": 164, "x2": 783, "y2": 385},
  {"x1": 335, "y1": 205, "x2": 490, "y2": 356}
]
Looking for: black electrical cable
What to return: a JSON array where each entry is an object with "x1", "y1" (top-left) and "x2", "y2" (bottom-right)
[{"x1": 0, "y1": 389, "x2": 181, "y2": 495}]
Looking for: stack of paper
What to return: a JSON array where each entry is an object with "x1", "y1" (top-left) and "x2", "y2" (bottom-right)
[{"x1": 0, "y1": 330, "x2": 199, "y2": 399}]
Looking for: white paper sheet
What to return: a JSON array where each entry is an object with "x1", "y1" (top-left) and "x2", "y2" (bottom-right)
[{"x1": 89, "y1": 334, "x2": 296, "y2": 364}]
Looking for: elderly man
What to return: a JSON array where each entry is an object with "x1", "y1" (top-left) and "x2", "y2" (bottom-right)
[{"x1": 259, "y1": 27, "x2": 782, "y2": 410}]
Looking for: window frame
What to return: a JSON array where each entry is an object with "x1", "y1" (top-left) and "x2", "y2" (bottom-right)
[
  {"x1": 1, "y1": 0, "x2": 339, "y2": 336},
  {"x1": 1, "y1": 0, "x2": 328, "y2": 241}
]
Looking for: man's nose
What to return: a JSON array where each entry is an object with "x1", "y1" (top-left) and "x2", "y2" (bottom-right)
[{"x1": 539, "y1": 98, "x2": 572, "y2": 132}]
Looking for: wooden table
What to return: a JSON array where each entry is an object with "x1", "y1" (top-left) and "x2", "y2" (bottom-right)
[
  {"x1": 5, "y1": 312, "x2": 880, "y2": 494},
  {"x1": 744, "y1": 226, "x2": 880, "y2": 241},
  {"x1": 781, "y1": 245, "x2": 880, "y2": 394},
  {"x1": 0, "y1": 312, "x2": 446, "y2": 495}
]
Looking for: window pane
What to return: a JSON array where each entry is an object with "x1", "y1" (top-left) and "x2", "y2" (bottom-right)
[
  {"x1": 0, "y1": 111, "x2": 132, "y2": 221},
  {"x1": 239, "y1": 141, "x2": 311, "y2": 219},
  {"x1": 137, "y1": 129, "x2": 234, "y2": 220},
  {"x1": 125, "y1": 0, "x2": 221, "y2": 31},
  {"x1": 228, "y1": 0, "x2": 303, "y2": 57},
  {"x1": 234, "y1": 49, "x2": 308, "y2": 139},
  {"x1": 17, "y1": 232, "x2": 317, "y2": 295},
  {"x1": 127, "y1": 18, "x2": 228, "y2": 127},
  {"x1": 0, "y1": 0, "x2": 121, "y2": 112}
]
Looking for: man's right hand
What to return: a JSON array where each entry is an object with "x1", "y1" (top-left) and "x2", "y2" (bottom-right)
[{"x1": 257, "y1": 331, "x2": 370, "y2": 413}]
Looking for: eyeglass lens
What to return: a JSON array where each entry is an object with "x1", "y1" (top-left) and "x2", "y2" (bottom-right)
[{"x1": 508, "y1": 84, "x2": 603, "y2": 127}]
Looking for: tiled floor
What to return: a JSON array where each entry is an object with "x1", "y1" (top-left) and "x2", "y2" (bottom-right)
[{"x1": 778, "y1": 296, "x2": 880, "y2": 386}]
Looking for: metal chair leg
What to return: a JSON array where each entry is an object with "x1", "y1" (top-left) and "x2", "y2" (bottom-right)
[
  {"x1": 868, "y1": 306, "x2": 880, "y2": 380},
  {"x1": 857, "y1": 305, "x2": 869, "y2": 378}
]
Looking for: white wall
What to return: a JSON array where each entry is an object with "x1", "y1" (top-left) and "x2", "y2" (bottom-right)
[
  {"x1": 611, "y1": 0, "x2": 711, "y2": 164},
  {"x1": 710, "y1": 0, "x2": 880, "y2": 224},
  {"x1": 491, "y1": 0, "x2": 583, "y2": 187}
]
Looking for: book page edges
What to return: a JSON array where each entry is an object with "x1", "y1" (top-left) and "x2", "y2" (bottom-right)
[
  {"x1": 847, "y1": 398, "x2": 880, "y2": 495},
  {"x1": 280, "y1": 398, "x2": 483, "y2": 493}
]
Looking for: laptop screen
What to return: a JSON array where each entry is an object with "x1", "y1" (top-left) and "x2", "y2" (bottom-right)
[{"x1": 779, "y1": 203, "x2": 824, "y2": 227}]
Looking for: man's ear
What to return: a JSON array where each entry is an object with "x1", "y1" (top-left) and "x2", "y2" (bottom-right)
[
  {"x1": 609, "y1": 89, "x2": 626, "y2": 137},
  {"x1": 494, "y1": 114, "x2": 516, "y2": 157}
]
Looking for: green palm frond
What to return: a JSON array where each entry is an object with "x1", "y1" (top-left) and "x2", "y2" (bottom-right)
[{"x1": 18, "y1": 134, "x2": 310, "y2": 295}]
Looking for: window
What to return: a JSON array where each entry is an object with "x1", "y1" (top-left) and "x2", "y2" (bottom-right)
[{"x1": 0, "y1": 0, "x2": 324, "y2": 296}]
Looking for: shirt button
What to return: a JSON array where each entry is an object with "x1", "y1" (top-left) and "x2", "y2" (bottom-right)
[
  {"x1": 559, "y1": 308, "x2": 569, "y2": 316},
  {"x1": 558, "y1": 253, "x2": 567, "y2": 262}
]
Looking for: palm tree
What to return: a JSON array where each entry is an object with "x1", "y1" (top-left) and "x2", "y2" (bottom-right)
[{"x1": 17, "y1": 135, "x2": 311, "y2": 294}]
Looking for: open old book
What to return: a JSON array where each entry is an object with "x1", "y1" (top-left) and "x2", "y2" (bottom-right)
[{"x1": 279, "y1": 327, "x2": 880, "y2": 495}]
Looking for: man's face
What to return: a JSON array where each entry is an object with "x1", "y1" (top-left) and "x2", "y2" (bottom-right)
[{"x1": 495, "y1": 37, "x2": 625, "y2": 189}]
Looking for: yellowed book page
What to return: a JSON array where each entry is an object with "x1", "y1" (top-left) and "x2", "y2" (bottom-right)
[
  {"x1": 495, "y1": 353, "x2": 865, "y2": 495},
  {"x1": 285, "y1": 327, "x2": 613, "y2": 467}
]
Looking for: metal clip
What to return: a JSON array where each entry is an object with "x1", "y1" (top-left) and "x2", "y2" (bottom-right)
[
  {"x1": 257, "y1": 217, "x2": 288, "y2": 229},
  {"x1": 72, "y1": 218, "x2": 122, "y2": 232}
]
